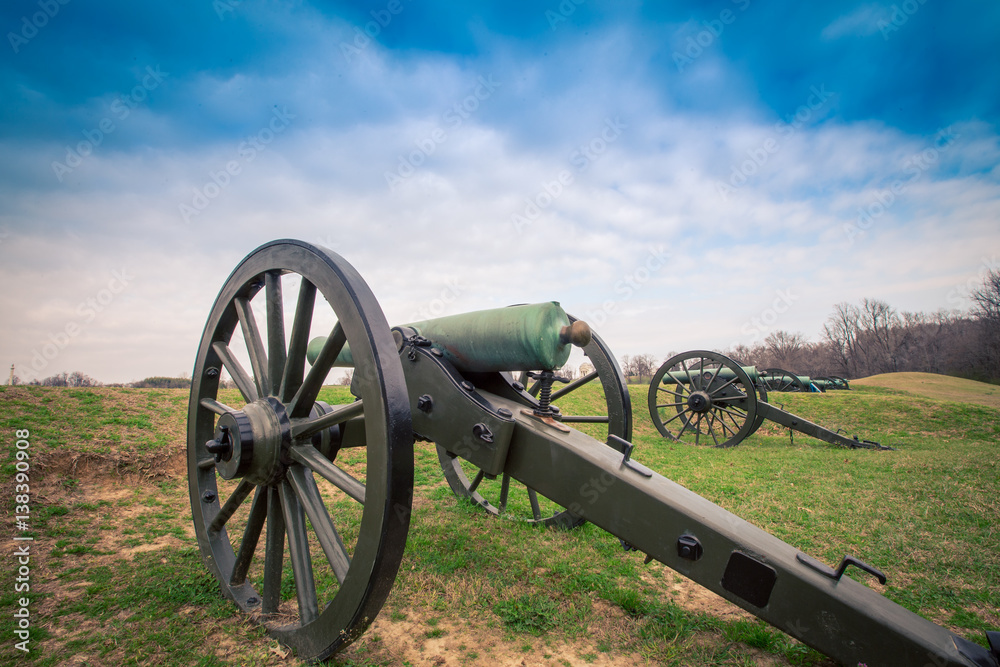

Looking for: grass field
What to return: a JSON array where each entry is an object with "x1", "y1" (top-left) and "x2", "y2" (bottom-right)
[{"x1": 1, "y1": 373, "x2": 998, "y2": 666}]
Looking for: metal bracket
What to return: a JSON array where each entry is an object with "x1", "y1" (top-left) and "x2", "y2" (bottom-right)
[
  {"x1": 607, "y1": 434, "x2": 653, "y2": 478},
  {"x1": 796, "y1": 552, "x2": 887, "y2": 585}
]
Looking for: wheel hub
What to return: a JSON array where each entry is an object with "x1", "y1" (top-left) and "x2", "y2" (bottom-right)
[
  {"x1": 687, "y1": 390, "x2": 712, "y2": 413},
  {"x1": 209, "y1": 397, "x2": 291, "y2": 485}
]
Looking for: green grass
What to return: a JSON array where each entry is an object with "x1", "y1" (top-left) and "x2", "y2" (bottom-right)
[{"x1": 0, "y1": 380, "x2": 996, "y2": 666}]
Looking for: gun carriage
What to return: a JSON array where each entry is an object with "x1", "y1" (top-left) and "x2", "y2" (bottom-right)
[
  {"x1": 647, "y1": 351, "x2": 888, "y2": 450},
  {"x1": 187, "y1": 241, "x2": 998, "y2": 666}
]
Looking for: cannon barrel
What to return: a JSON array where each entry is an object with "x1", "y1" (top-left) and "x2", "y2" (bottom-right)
[{"x1": 306, "y1": 301, "x2": 591, "y2": 373}]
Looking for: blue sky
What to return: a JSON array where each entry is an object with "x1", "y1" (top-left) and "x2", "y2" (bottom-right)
[{"x1": 1, "y1": 0, "x2": 998, "y2": 383}]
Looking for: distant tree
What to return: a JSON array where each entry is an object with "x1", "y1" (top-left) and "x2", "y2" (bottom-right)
[
  {"x1": 131, "y1": 376, "x2": 190, "y2": 388},
  {"x1": 971, "y1": 269, "x2": 1000, "y2": 380},
  {"x1": 68, "y1": 371, "x2": 101, "y2": 387},
  {"x1": 338, "y1": 370, "x2": 353, "y2": 386},
  {"x1": 41, "y1": 372, "x2": 69, "y2": 387},
  {"x1": 631, "y1": 354, "x2": 657, "y2": 384}
]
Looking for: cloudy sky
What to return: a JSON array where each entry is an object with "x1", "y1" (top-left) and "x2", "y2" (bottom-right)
[{"x1": 2, "y1": 0, "x2": 998, "y2": 384}]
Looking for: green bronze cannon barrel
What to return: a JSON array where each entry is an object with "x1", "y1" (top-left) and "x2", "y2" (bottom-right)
[{"x1": 307, "y1": 302, "x2": 590, "y2": 373}]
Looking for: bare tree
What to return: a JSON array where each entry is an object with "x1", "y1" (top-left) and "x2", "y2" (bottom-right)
[
  {"x1": 823, "y1": 302, "x2": 861, "y2": 377},
  {"x1": 631, "y1": 354, "x2": 658, "y2": 384},
  {"x1": 971, "y1": 269, "x2": 1000, "y2": 379},
  {"x1": 338, "y1": 370, "x2": 353, "y2": 386}
]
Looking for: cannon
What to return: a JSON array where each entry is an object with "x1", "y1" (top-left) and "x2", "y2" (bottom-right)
[
  {"x1": 814, "y1": 375, "x2": 851, "y2": 391},
  {"x1": 758, "y1": 367, "x2": 811, "y2": 392},
  {"x1": 187, "y1": 241, "x2": 999, "y2": 665},
  {"x1": 647, "y1": 351, "x2": 888, "y2": 450}
]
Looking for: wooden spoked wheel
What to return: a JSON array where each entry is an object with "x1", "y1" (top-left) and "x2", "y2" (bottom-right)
[
  {"x1": 187, "y1": 240, "x2": 413, "y2": 661},
  {"x1": 647, "y1": 350, "x2": 759, "y2": 448},
  {"x1": 759, "y1": 368, "x2": 806, "y2": 392},
  {"x1": 436, "y1": 317, "x2": 631, "y2": 528}
]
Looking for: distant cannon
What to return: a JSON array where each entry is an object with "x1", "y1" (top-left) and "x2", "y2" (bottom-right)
[
  {"x1": 186, "y1": 241, "x2": 996, "y2": 666},
  {"x1": 813, "y1": 375, "x2": 851, "y2": 391},
  {"x1": 647, "y1": 351, "x2": 887, "y2": 450}
]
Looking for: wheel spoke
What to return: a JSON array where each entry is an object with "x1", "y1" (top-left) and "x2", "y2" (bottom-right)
[
  {"x1": 235, "y1": 296, "x2": 271, "y2": 399},
  {"x1": 287, "y1": 465, "x2": 351, "y2": 586},
  {"x1": 199, "y1": 397, "x2": 235, "y2": 416},
  {"x1": 263, "y1": 486, "x2": 285, "y2": 614},
  {"x1": 706, "y1": 413, "x2": 720, "y2": 446},
  {"x1": 231, "y1": 485, "x2": 268, "y2": 586},
  {"x1": 279, "y1": 480, "x2": 319, "y2": 625},
  {"x1": 707, "y1": 376, "x2": 738, "y2": 396},
  {"x1": 212, "y1": 342, "x2": 259, "y2": 403},
  {"x1": 468, "y1": 469, "x2": 485, "y2": 493},
  {"x1": 289, "y1": 322, "x2": 346, "y2": 419},
  {"x1": 210, "y1": 479, "x2": 255, "y2": 534},
  {"x1": 660, "y1": 407, "x2": 691, "y2": 426},
  {"x1": 549, "y1": 370, "x2": 598, "y2": 401},
  {"x1": 289, "y1": 444, "x2": 366, "y2": 504},
  {"x1": 656, "y1": 385, "x2": 687, "y2": 399},
  {"x1": 291, "y1": 400, "x2": 364, "y2": 440},
  {"x1": 694, "y1": 413, "x2": 703, "y2": 446},
  {"x1": 265, "y1": 272, "x2": 287, "y2": 394},
  {"x1": 281, "y1": 279, "x2": 316, "y2": 402},
  {"x1": 718, "y1": 414, "x2": 737, "y2": 437}
]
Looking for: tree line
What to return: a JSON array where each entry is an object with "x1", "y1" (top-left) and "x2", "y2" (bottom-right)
[{"x1": 621, "y1": 270, "x2": 1000, "y2": 385}]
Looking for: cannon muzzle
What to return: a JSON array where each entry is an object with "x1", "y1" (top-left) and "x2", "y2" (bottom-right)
[{"x1": 307, "y1": 302, "x2": 590, "y2": 373}]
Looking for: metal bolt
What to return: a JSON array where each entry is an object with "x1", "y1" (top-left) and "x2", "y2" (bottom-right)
[
  {"x1": 497, "y1": 408, "x2": 513, "y2": 418},
  {"x1": 677, "y1": 535, "x2": 703, "y2": 561},
  {"x1": 206, "y1": 367, "x2": 219, "y2": 377},
  {"x1": 202, "y1": 490, "x2": 217, "y2": 503},
  {"x1": 417, "y1": 395, "x2": 433, "y2": 413},
  {"x1": 431, "y1": 348, "x2": 443, "y2": 357},
  {"x1": 512, "y1": 381, "x2": 525, "y2": 392},
  {"x1": 461, "y1": 381, "x2": 474, "y2": 392}
]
